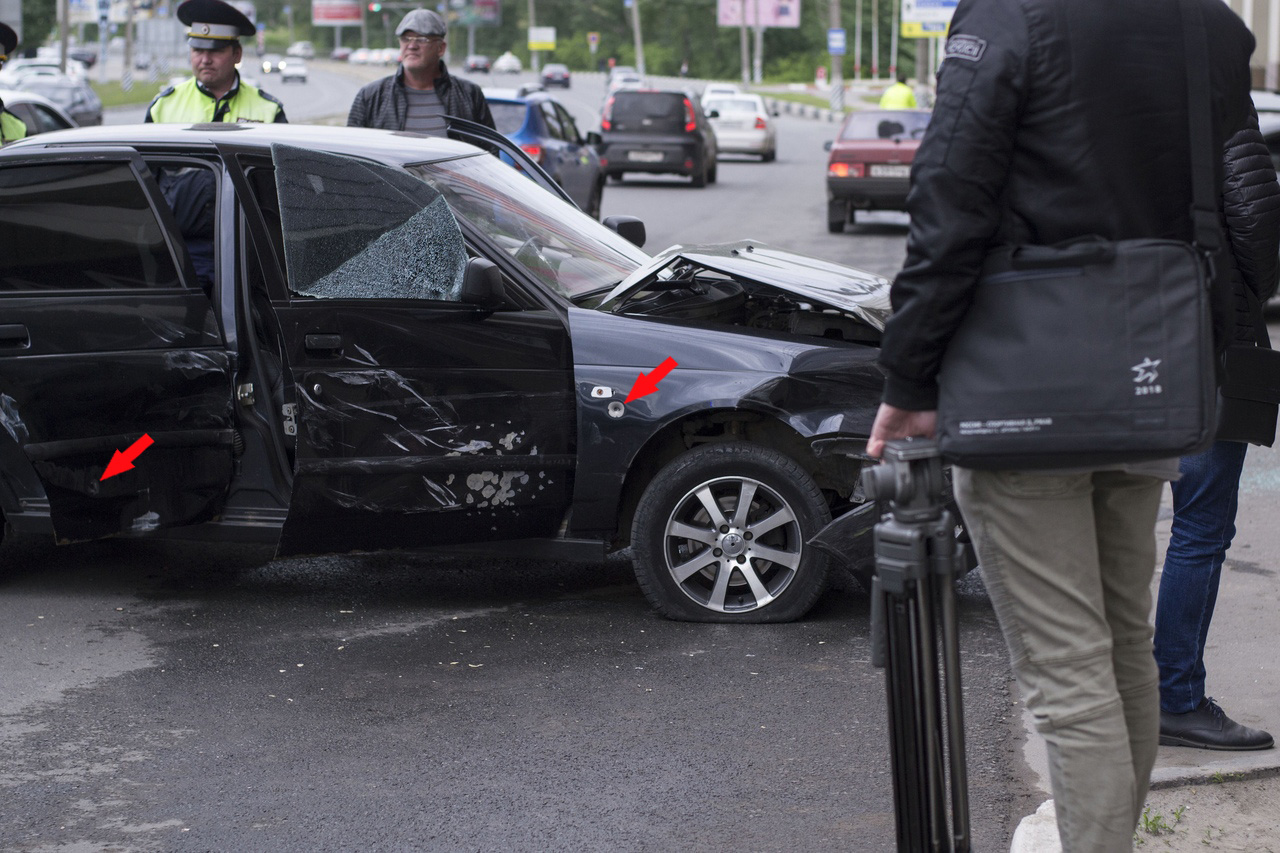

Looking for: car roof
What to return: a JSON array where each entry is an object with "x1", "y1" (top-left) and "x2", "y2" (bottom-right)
[
  {"x1": 0, "y1": 122, "x2": 487, "y2": 167},
  {"x1": 0, "y1": 87, "x2": 67, "y2": 112}
]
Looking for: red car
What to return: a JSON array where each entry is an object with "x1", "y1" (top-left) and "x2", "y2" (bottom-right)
[{"x1": 825, "y1": 108, "x2": 930, "y2": 232}]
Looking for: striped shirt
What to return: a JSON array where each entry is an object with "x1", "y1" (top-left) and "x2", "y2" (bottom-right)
[{"x1": 404, "y1": 87, "x2": 447, "y2": 136}]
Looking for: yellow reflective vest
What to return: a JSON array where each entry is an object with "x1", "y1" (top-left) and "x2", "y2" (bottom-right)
[
  {"x1": 878, "y1": 82, "x2": 919, "y2": 110},
  {"x1": 1, "y1": 107, "x2": 27, "y2": 144},
  {"x1": 146, "y1": 76, "x2": 286, "y2": 124}
]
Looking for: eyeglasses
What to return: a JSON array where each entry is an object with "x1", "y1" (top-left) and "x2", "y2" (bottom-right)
[{"x1": 399, "y1": 35, "x2": 443, "y2": 46}]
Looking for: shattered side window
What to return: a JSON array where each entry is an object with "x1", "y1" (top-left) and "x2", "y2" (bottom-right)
[{"x1": 271, "y1": 143, "x2": 467, "y2": 301}]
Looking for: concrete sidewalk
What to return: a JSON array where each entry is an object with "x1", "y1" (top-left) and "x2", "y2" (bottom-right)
[{"x1": 1011, "y1": 439, "x2": 1280, "y2": 851}]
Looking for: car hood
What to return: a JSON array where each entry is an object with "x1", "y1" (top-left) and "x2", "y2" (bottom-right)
[{"x1": 599, "y1": 240, "x2": 891, "y2": 330}]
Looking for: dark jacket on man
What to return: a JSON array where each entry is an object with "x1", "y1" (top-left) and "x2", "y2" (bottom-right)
[
  {"x1": 878, "y1": 0, "x2": 1258, "y2": 411},
  {"x1": 1221, "y1": 113, "x2": 1280, "y2": 345},
  {"x1": 346, "y1": 61, "x2": 494, "y2": 132}
]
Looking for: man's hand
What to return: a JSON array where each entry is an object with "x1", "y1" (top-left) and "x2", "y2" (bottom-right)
[{"x1": 867, "y1": 404, "x2": 938, "y2": 458}]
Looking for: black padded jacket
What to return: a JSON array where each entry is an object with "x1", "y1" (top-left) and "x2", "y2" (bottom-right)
[
  {"x1": 1221, "y1": 113, "x2": 1280, "y2": 345},
  {"x1": 877, "y1": 0, "x2": 1258, "y2": 410}
]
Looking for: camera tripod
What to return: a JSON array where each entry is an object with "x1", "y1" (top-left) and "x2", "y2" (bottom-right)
[{"x1": 813, "y1": 439, "x2": 971, "y2": 853}]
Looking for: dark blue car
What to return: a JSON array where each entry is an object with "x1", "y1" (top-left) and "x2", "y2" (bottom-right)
[{"x1": 486, "y1": 90, "x2": 605, "y2": 219}]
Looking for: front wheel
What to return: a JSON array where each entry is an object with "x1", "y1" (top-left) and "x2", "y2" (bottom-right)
[{"x1": 631, "y1": 443, "x2": 832, "y2": 622}]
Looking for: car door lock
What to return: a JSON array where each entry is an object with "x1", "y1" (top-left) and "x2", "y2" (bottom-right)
[{"x1": 281, "y1": 403, "x2": 298, "y2": 436}]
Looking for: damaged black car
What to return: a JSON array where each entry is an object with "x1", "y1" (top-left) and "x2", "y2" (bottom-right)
[{"x1": 0, "y1": 123, "x2": 900, "y2": 623}]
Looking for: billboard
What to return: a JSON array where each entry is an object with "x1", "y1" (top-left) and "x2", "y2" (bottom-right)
[
  {"x1": 717, "y1": 0, "x2": 800, "y2": 29},
  {"x1": 901, "y1": 0, "x2": 958, "y2": 38},
  {"x1": 452, "y1": 0, "x2": 501, "y2": 27},
  {"x1": 313, "y1": 0, "x2": 363, "y2": 27}
]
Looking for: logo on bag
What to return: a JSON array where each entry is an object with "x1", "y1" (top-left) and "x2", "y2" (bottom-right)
[{"x1": 1132, "y1": 357, "x2": 1162, "y2": 396}]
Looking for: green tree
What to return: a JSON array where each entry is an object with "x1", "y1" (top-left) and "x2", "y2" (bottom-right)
[{"x1": 21, "y1": 0, "x2": 58, "y2": 49}]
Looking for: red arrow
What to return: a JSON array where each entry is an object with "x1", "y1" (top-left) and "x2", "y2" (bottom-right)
[
  {"x1": 624, "y1": 357, "x2": 678, "y2": 404},
  {"x1": 100, "y1": 433, "x2": 155, "y2": 481}
]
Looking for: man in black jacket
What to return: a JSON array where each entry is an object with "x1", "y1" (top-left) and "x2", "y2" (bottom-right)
[
  {"x1": 867, "y1": 0, "x2": 1259, "y2": 849},
  {"x1": 346, "y1": 9, "x2": 493, "y2": 135}
]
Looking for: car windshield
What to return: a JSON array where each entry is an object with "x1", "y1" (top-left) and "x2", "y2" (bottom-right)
[
  {"x1": 407, "y1": 154, "x2": 650, "y2": 300},
  {"x1": 488, "y1": 101, "x2": 528, "y2": 135},
  {"x1": 609, "y1": 92, "x2": 688, "y2": 132},
  {"x1": 840, "y1": 110, "x2": 930, "y2": 140},
  {"x1": 707, "y1": 97, "x2": 760, "y2": 114}
]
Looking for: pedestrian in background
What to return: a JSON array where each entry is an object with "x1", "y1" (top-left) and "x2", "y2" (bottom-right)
[
  {"x1": 0, "y1": 22, "x2": 28, "y2": 143},
  {"x1": 347, "y1": 9, "x2": 494, "y2": 135},
  {"x1": 145, "y1": 0, "x2": 286, "y2": 124},
  {"x1": 1156, "y1": 111, "x2": 1280, "y2": 753},
  {"x1": 866, "y1": 0, "x2": 1258, "y2": 849},
  {"x1": 878, "y1": 71, "x2": 917, "y2": 109}
]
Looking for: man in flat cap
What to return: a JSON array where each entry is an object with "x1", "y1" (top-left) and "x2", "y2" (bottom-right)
[
  {"x1": 347, "y1": 8, "x2": 492, "y2": 134},
  {"x1": 0, "y1": 22, "x2": 27, "y2": 144},
  {"x1": 146, "y1": 0, "x2": 286, "y2": 123}
]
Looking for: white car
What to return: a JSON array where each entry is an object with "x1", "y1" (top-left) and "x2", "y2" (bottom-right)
[
  {"x1": 286, "y1": 41, "x2": 315, "y2": 59},
  {"x1": 704, "y1": 93, "x2": 777, "y2": 161},
  {"x1": 0, "y1": 87, "x2": 77, "y2": 136},
  {"x1": 280, "y1": 59, "x2": 308, "y2": 83},
  {"x1": 493, "y1": 51, "x2": 523, "y2": 74},
  {"x1": 701, "y1": 83, "x2": 742, "y2": 106},
  {"x1": 606, "y1": 72, "x2": 644, "y2": 94}
]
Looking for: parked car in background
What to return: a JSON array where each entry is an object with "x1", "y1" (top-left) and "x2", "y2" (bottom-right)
[
  {"x1": 541, "y1": 63, "x2": 571, "y2": 88},
  {"x1": 464, "y1": 54, "x2": 491, "y2": 73},
  {"x1": 0, "y1": 58, "x2": 89, "y2": 84},
  {"x1": 349, "y1": 47, "x2": 372, "y2": 64},
  {"x1": 824, "y1": 108, "x2": 930, "y2": 232},
  {"x1": 13, "y1": 74, "x2": 102, "y2": 127},
  {"x1": 493, "y1": 51, "x2": 522, "y2": 73},
  {"x1": 331, "y1": 45, "x2": 353, "y2": 61},
  {"x1": 0, "y1": 121, "x2": 913, "y2": 623},
  {"x1": 600, "y1": 88, "x2": 719, "y2": 187},
  {"x1": 286, "y1": 41, "x2": 315, "y2": 59},
  {"x1": 260, "y1": 53, "x2": 284, "y2": 74},
  {"x1": 704, "y1": 93, "x2": 777, "y2": 161},
  {"x1": 280, "y1": 59, "x2": 308, "y2": 84},
  {"x1": 607, "y1": 65, "x2": 637, "y2": 85},
  {"x1": 487, "y1": 89, "x2": 604, "y2": 217},
  {"x1": 0, "y1": 87, "x2": 76, "y2": 136},
  {"x1": 67, "y1": 48, "x2": 98, "y2": 68}
]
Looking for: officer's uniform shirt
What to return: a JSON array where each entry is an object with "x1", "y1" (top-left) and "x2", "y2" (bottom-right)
[
  {"x1": 145, "y1": 74, "x2": 287, "y2": 124},
  {"x1": 0, "y1": 102, "x2": 26, "y2": 144}
]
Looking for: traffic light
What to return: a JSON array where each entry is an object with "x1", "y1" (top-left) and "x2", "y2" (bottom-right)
[{"x1": 368, "y1": 3, "x2": 381, "y2": 10}]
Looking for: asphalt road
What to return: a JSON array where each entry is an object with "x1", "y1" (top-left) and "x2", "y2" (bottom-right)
[{"x1": 5, "y1": 63, "x2": 1033, "y2": 852}]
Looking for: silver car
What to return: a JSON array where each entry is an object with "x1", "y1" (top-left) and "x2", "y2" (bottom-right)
[{"x1": 705, "y1": 93, "x2": 777, "y2": 162}]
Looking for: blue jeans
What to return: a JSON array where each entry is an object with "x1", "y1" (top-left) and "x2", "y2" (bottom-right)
[{"x1": 1153, "y1": 441, "x2": 1248, "y2": 715}]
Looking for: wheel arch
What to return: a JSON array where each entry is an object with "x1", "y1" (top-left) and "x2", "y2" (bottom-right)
[{"x1": 610, "y1": 407, "x2": 861, "y2": 551}]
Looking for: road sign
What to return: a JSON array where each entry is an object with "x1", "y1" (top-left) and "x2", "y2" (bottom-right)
[
  {"x1": 827, "y1": 28, "x2": 846, "y2": 56},
  {"x1": 528, "y1": 26, "x2": 556, "y2": 51},
  {"x1": 587, "y1": 31, "x2": 600, "y2": 54},
  {"x1": 902, "y1": 0, "x2": 958, "y2": 38}
]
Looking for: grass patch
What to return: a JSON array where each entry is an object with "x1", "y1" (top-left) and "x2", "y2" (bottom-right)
[{"x1": 90, "y1": 80, "x2": 166, "y2": 108}]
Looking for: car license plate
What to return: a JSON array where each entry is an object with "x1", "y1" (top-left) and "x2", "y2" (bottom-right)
[
  {"x1": 870, "y1": 164, "x2": 910, "y2": 178},
  {"x1": 628, "y1": 150, "x2": 664, "y2": 163}
]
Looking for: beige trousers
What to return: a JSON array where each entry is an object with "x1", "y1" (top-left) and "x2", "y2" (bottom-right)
[{"x1": 952, "y1": 468, "x2": 1163, "y2": 853}]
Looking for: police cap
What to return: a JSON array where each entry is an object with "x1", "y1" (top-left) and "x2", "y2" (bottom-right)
[
  {"x1": 178, "y1": 0, "x2": 256, "y2": 50},
  {"x1": 0, "y1": 22, "x2": 18, "y2": 63}
]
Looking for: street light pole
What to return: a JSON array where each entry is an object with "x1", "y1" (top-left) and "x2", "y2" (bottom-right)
[
  {"x1": 528, "y1": 0, "x2": 539, "y2": 75},
  {"x1": 630, "y1": 0, "x2": 645, "y2": 76}
]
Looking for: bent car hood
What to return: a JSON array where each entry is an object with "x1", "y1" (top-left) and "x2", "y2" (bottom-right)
[{"x1": 599, "y1": 240, "x2": 892, "y2": 330}]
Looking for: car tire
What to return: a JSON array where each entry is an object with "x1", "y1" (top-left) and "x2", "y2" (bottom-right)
[
  {"x1": 631, "y1": 443, "x2": 833, "y2": 623},
  {"x1": 608, "y1": 172, "x2": 625, "y2": 183},
  {"x1": 762, "y1": 149, "x2": 776, "y2": 163},
  {"x1": 708, "y1": 162, "x2": 718, "y2": 184},
  {"x1": 828, "y1": 216, "x2": 845, "y2": 233},
  {"x1": 587, "y1": 181, "x2": 604, "y2": 220},
  {"x1": 691, "y1": 160, "x2": 707, "y2": 188}
]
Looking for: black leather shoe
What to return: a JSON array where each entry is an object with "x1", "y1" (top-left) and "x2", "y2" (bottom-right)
[{"x1": 1160, "y1": 698, "x2": 1275, "y2": 750}]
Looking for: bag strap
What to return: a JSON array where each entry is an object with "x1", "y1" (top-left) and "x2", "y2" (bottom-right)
[{"x1": 1180, "y1": 0, "x2": 1220, "y2": 253}]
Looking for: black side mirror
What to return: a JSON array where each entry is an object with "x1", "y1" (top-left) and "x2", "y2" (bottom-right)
[
  {"x1": 585, "y1": 130, "x2": 602, "y2": 147},
  {"x1": 460, "y1": 257, "x2": 505, "y2": 308},
  {"x1": 708, "y1": 109, "x2": 720, "y2": 119},
  {"x1": 823, "y1": 140, "x2": 833, "y2": 151},
  {"x1": 603, "y1": 215, "x2": 646, "y2": 249}
]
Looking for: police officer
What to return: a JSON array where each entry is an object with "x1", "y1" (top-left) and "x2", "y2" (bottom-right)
[
  {"x1": 146, "y1": 0, "x2": 286, "y2": 124},
  {"x1": 0, "y1": 22, "x2": 27, "y2": 144},
  {"x1": 878, "y1": 72, "x2": 918, "y2": 109}
]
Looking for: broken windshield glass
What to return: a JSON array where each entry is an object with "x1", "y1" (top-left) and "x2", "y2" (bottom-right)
[{"x1": 271, "y1": 143, "x2": 466, "y2": 300}]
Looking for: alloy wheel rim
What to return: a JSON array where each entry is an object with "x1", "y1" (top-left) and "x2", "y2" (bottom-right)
[{"x1": 661, "y1": 475, "x2": 802, "y2": 613}]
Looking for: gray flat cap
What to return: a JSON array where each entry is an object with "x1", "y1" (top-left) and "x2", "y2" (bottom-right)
[{"x1": 396, "y1": 9, "x2": 446, "y2": 37}]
